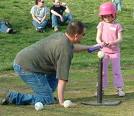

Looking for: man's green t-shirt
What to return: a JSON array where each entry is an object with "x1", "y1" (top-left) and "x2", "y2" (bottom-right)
[{"x1": 15, "y1": 32, "x2": 74, "y2": 81}]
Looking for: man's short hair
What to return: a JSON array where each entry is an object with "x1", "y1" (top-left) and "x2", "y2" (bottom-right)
[{"x1": 66, "y1": 21, "x2": 85, "y2": 35}]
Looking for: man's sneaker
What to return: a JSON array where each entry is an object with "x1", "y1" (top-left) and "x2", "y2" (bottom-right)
[
  {"x1": 0, "y1": 89, "x2": 10, "y2": 105},
  {"x1": 54, "y1": 27, "x2": 59, "y2": 32},
  {"x1": 116, "y1": 88, "x2": 125, "y2": 97},
  {"x1": 0, "y1": 98, "x2": 9, "y2": 105}
]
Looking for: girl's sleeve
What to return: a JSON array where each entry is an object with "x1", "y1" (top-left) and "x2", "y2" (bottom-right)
[
  {"x1": 117, "y1": 23, "x2": 123, "y2": 32},
  {"x1": 97, "y1": 22, "x2": 103, "y2": 30}
]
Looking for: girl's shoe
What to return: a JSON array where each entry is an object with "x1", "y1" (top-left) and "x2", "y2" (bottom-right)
[{"x1": 116, "y1": 88, "x2": 125, "y2": 97}]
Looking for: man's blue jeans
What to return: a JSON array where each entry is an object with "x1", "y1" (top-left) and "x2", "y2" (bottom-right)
[
  {"x1": 8, "y1": 64, "x2": 58, "y2": 105},
  {"x1": 32, "y1": 19, "x2": 48, "y2": 30},
  {"x1": 51, "y1": 13, "x2": 73, "y2": 28}
]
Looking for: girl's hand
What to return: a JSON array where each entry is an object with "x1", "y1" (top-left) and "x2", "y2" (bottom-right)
[
  {"x1": 104, "y1": 42, "x2": 110, "y2": 46},
  {"x1": 108, "y1": 41, "x2": 115, "y2": 46},
  {"x1": 100, "y1": 42, "x2": 108, "y2": 47}
]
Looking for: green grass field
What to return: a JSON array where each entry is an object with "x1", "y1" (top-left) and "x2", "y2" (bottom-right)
[{"x1": 0, "y1": 0, "x2": 134, "y2": 116}]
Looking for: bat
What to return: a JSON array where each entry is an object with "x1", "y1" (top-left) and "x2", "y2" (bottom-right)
[{"x1": 88, "y1": 45, "x2": 101, "y2": 53}]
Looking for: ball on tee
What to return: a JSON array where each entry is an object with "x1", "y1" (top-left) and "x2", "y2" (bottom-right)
[
  {"x1": 64, "y1": 100, "x2": 72, "y2": 108},
  {"x1": 97, "y1": 51, "x2": 104, "y2": 58},
  {"x1": 34, "y1": 102, "x2": 44, "y2": 111}
]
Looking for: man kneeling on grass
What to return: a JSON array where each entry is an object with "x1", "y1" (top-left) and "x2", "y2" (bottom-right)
[{"x1": 0, "y1": 21, "x2": 101, "y2": 108}]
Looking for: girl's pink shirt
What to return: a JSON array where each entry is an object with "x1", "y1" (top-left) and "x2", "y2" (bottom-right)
[{"x1": 97, "y1": 21, "x2": 123, "y2": 53}]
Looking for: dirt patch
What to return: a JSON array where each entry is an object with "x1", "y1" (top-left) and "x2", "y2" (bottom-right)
[{"x1": 0, "y1": 71, "x2": 17, "y2": 78}]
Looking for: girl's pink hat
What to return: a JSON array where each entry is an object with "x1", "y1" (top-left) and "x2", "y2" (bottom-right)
[{"x1": 99, "y1": 2, "x2": 116, "y2": 17}]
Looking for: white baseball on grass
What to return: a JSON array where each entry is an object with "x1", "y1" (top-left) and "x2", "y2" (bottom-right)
[
  {"x1": 97, "y1": 51, "x2": 104, "y2": 58},
  {"x1": 34, "y1": 102, "x2": 44, "y2": 111},
  {"x1": 64, "y1": 100, "x2": 75, "y2": 108}
]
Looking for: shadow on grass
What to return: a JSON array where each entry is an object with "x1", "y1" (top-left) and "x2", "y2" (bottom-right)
[{"x1": 71, "y1": 92, "x2": 134, "y2": 103}]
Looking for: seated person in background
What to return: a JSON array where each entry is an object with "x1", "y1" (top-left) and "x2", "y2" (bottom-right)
[
  {"x1": 112, "y1": 0, "x2": 123, "y2": 11},
  {"x1": 30, "y1": 0, "x2": 49, "y2": 32},
  {"x1": 50, "y1": 0, "x2": 73, "y2": 32}
]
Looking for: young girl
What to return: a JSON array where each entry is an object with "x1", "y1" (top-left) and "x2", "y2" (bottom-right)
[{"x1": 96, "y1": 2, "x2": 125, "y2": 96}]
